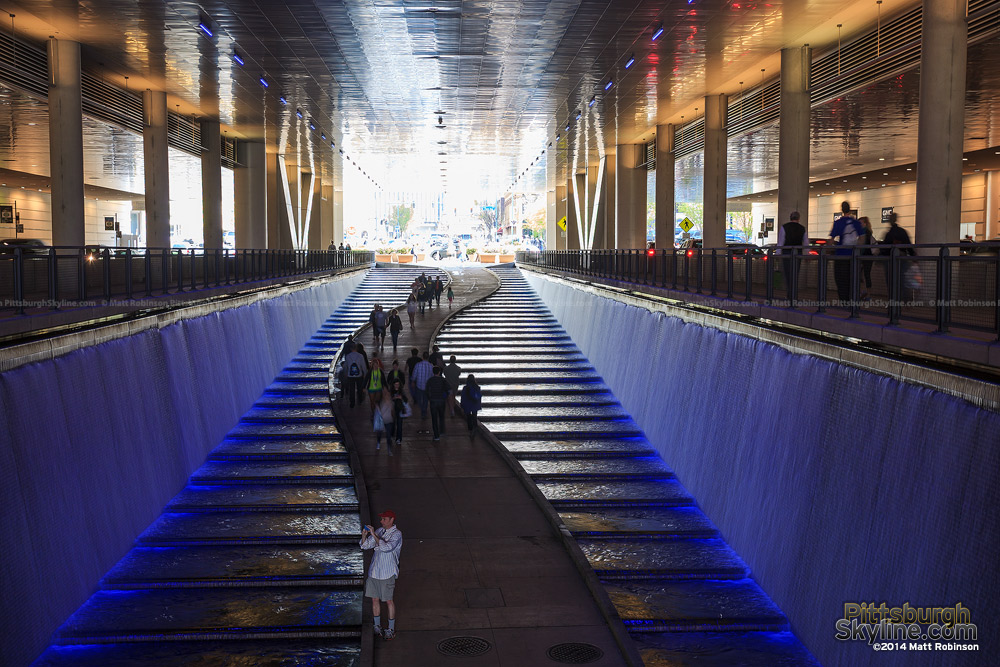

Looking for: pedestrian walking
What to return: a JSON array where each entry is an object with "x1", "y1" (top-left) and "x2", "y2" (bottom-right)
[
  {"x1": 447, "y1": 284, "x2": 454, "y2": 308},
  {"x1": 428, "y1": 345, "x2": 444, "y2": 369},
  {"x1": 405, "y1": 348, "x2": 421, "y2": 379},
  {"x1": 373, "y1": 391, "x2": 394, "y2": 452},
  {"x1": 461, "y1": 375, "x2": 483, "y2": 436},
  {"x1": 443, "y1": 355, "x2": 461, "y2": 417},
  {"x1": 343, "y1": 345, "x2": 368, "y2": 408},
  {"x1": 777, "y1": 210, "x2": 807, "y2": 296},
  {"x1": 388, "y1": 309, "x2": 403, "y2": 351},
  {"x1": 370, "y1": 304, "x2": 387, "y2": 351},
  {"x1": 829, "y1": 201, "x2": 865, "y2": 304},
  {"x1": 366, "y1": 352, "x2": 386, "y2": 410},
  {"x1": 386, "y1": 359, "x2": 406, "y2": 390},
  {"x1": 417, "y1": 283, "x2": 428, "y2": 314},
  {"x1": 406, "y1": 295, "x2": 417, "y2": 328},
  {"x1": 412, "y1": 352, "x2": 434, "y2": 419},
  {"x1": 389, "y1": 378, "x2": 409, "y2": 447},
  {"x1": 858, "y1": 216, "x2": 875, "y2": 299},
  {"x1": 360, "y1": 510, "x2": 402, "y2": 641},
  {"x1": 433, "y1": 277, "x2": 444, "y2": 306},
  {"x1": 425, "y1": 366, "x2": 452, "y2": 441}
]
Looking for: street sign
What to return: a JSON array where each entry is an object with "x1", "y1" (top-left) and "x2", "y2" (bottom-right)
[
  {"x1": 557, "y1": 215, "x2": 567, "y2": 231},
  {"x1": 0, "y1": 205, "x2": 12, "y2": 224},
  {"x1": 679, "y1": 216, "x2": 694, "y2": 233}
]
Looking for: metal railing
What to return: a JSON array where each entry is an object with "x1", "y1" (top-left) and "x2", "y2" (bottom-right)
[
  {"x1": 0, "y1": 247, "x2": 373, "y2": 314},
  {"x1": 518, "y1": 244, "x2": 1000, "y2": 340}
]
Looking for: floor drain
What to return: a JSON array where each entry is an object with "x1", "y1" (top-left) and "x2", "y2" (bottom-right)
[
  {"x1": 547, "y1": 642, "x2": 604, "y2": 664},
  {"x1": 437, "y1": 636, "x2": 492, "y2": 657}
]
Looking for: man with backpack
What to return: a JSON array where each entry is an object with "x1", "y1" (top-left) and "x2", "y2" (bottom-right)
[
  {"x1": 829, "y1": 201, "x2": 865, "y2": 304},
  {"x1": 343, "y1": 345, "x2": 368, "y2": 408}
]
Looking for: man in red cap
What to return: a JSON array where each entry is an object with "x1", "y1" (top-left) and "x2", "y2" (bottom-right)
[{"x1": 360, "y1": 510, "x2": 403, "y2": 640}]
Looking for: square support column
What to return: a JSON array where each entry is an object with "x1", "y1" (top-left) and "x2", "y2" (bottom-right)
[
  {"x1": 142, "y1": 89, "x2": 170, "y2": 248},
  {"x1": 47, "y1": 38, "x2": 85, "y2": 246},
  {"x1": 234, "y1": 140, "x2": 266, "y2": 248},
  {"x1": 200, "y1": 119, "x2": 223, "y2": 249},
  {"x1": 778, "y1": 46, "x2": 811, "y2": 233},
  {"x1": 703, "y1": 94, "x2": 728, "y2": 250},
  {"x1": 616, "y1": 144, "x2": 646, "y2": 249},
  {"x1": 654, "y1": 124, "x2": 675, "y2": 250}
]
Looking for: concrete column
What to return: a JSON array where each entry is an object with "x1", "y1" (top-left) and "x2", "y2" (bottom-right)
[
  {"x1": 703, "y1": 93, "x2": 728, "y2": 250},
  {"x1": 567, "y1": 174, "x2": 581, "y2": 250},
  {"x1": 600, "y1": 156, "x2": 614, "y2": 249},
  {"x1": 234, "y1": 140, "x2": 266, "y2": 248},
  {"x1": 654, "y1": 124, "x2": 675, "y2": 250},
  {"x1": 321, "y1": 182, "x2": 335, "y2": 248},
  {"x1": 915, "y1": 0, "x2": 967, "y2": 244},
  {"x1": 307, "y1": 175, "x2": 322, "y2": 250},
  {"x1": 616, "y1": 144, "x2": 646, "y2": 249},
  {"x1": 333, "y1": 189, "x2": 344, "y2": 244},
  {"x1": 266, "y1": 149, "x2": 281, "y2": 249},
  {"x1": 778, "y1": 46, "x2": 811, "y2": 233},
  {"x1": 47, "y1": 38, "x2": 85, "y2": 246},
  {"x1": 555, "y1": 184, "x2": 568, "y2": 250},
  {"x1": 142, "y1": 89, "x2": 170, "y2": 248},
  {"x1": 546, "y1": 188, "x2": 557, "y2": 249},
  {"x1": 986, "y1": 170, "x2": 1000, "y2": 241},
  {"x1": 200, "y1": 119, "x2": 223, "y2": 249}
]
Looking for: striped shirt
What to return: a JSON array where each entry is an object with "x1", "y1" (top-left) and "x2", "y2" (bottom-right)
[
  {"x1": 360, "y1": 525, "x2": 402, "y2": 579},
  {"x1": 412, "y1": 360, "x2": 434, "y2": 391}
]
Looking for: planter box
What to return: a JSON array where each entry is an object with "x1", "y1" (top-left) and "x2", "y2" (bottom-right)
[
  {"x1": 396, "y1": 254, "x2": 415, "y2": 263},
  {"x1": 499, "y1": 254, "x2": 516, "y2": 263},
  {"x1": 479, "y1": 253, "x2": 497, "y2": 264},
  {"x1": 416, "y1": 253, "x2": 426, "y2": 261},
  {"x1": 375, "y1": 254, "x2": 392, "y2": 263}
]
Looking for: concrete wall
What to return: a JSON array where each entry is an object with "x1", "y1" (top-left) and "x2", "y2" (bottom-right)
[
  {"x1": 524, "y1": 269, "x2": 998, "y2": 667},
  {"x1": 0, "y1": 269, "x2": 365, "y2": 666}
]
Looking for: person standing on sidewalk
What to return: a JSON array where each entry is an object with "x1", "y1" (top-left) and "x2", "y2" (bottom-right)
[
  {"x1": 425, "y1": 366, "x2": 452, "y2": 441},
  {"x1": 461, "y1": 375, "x2": 483, "y2": 436},
  {"x1": 360, "y1": 510, "x2": 403, "y2": 640}
]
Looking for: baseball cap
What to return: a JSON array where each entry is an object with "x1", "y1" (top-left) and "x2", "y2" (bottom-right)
[{"x1": 379, "y1": 510, "x2": 396, "y2": 519}]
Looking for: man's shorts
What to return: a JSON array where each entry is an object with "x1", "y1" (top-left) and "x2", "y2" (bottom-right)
[{"x1": 365, "y1": 575, "x2": 396, "y2": 600}]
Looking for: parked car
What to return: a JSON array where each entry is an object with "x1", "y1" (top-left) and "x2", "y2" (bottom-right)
[
  {"x1": 679, "y1": 239, "x2": 766, "y2": 258},
  {"x1": 0, "y1": 238, "x2": 48, "y2": 254}
]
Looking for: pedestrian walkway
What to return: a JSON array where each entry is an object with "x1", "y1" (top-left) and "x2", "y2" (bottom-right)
[
  {"x1": 335, "y1": 265, "x2": 634, "y2": 666},
  {"x1": 33, "y1": 266, "x2": 430, "y2": 666},
  {"x1": 435, "y1": 265, "x2": 820, "y2": 666}
]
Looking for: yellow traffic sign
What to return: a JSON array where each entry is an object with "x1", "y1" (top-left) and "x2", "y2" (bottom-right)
[
  {"x1": 557, "y1": 216, "x2": 567, "y2": 231},
  {"x1": 679, "y1": 217, "x2": 694, "y2": 233}
]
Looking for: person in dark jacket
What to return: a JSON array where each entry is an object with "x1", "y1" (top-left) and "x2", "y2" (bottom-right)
[
  {"x1": 389, "y1": 378, "x2": 408, "y2": 447},
  {"x1": 880, "y1": 212, "x2": 916, "y2": 304},
  {"x1": 433, "y1": 277, "x2": 444, "y2": 306},
  {"x1": 386, "y1": 359, "x2": 406, "y2": 390},
  {"x1": 424, "y1": 367, "x2": 452, "y2": 441},
  {"x1": 460, "y1": 375, "x2": 483, "y2": 436},
  {"x1": 387, "y1": 309, "x2": 403, "y2": 351}
]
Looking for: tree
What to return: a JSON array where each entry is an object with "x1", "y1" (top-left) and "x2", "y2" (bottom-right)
[
  {"x1": 727, "y1": 211, "x2": 754, "y2": 243},
  {"x1": 390, "y1": 204, "x2": 414, "y2": 236}
]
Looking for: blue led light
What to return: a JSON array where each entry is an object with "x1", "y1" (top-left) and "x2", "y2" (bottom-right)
[
  {"x1": 259, "y1": 77, "x2": 268, "y2": 88},
  {"x1": 565, "y1": 124, "x2": 570, "y2": 131},
  {"x1": 652, "y1": 24, "x2": 664, "y2": 41},
  {"x1": 279, "y1": 96, "x2": 287, "y2": 105},
  {"x1": 198, "y1": 23, "x2": 213, "y2": 38},
  {"x1": 604, "y1": 80, "x2": 613, "y2": 90},
  {"x1": 321, "y1": 133, "x2": 326, "y2": 140},
  {"x1": 233, "y1": 53, "x2": 244, "y2": 66},
  {"x1": 576, "y1": 111, "x2": 582, "y2": 120},
  {"x1": 331, "y1": 141, "x2": 335, "y2": 148},
  {"x1": 556, "y1": 134, "x2": 560, "y2": 141},
  {"x1": 296, "y1": 109, "x2": 304, "y2": 119},
  {"x1": 309, "y1": 123, "x2": 316, "y2": 130},
  {"x1": 588, "y1": 97, "x2": 596, "y2": 107},
  {"x1": 625, "y1": 54, "x2": 635, "y2": 69}
]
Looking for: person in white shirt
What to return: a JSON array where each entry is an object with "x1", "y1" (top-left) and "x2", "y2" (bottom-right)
[{"x1": 360, "y1": 510, "x2": 403, "y2": 640}]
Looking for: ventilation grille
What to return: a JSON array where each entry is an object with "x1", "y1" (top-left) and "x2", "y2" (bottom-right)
[
  {"x1": 80, "y1": 71, "x2": 143, "y2": 134},
  {"x1": 673, "y1": 0, "x2": 1000, "y2": 160},
  {"x1": 0, "y1": 31, "x2": 48, "y2": 99}
]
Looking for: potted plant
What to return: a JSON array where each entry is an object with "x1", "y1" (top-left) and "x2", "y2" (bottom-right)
[
  {"x1": 465, "y1": 247, "x2": 478, "y2": 262},
  {"x1": 394, "y1": 246, "x2": 414, "y2": 263},
  {"x1": 375, "y1": 246, "x2": 393, "y2": 263},
  {"x1": 499, "y1": 245, "x2": 516, "y2": 263},
  {"x1": 478, "y1": 244, "x2": 502, "y2": 264}
]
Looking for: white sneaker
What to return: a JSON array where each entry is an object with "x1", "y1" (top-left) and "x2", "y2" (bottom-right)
[
  {"x1": 384, "y1": 628, "x2": 395, "y2": 640},
  {"x1": 373, "y1": 625, "x2": 384, "y2": 638}
]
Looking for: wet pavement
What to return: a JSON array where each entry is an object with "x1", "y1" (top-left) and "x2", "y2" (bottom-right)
[
  {"x1": 433, "y1": 265, "x2": 820, "y2": 666},
  {"x1": 35, "y1": 267, "x2": 433, "y2": 666},
  {"x1": 335, "y1": 265, "x2": 632, "y2": 666}
]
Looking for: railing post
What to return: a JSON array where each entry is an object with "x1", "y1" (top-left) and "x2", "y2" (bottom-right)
[
  {"x1": 816, "y1": 248, "x2": 828, "y2": 313},
  {"x1": 848, "y1": 246, "x2": 860, "y2": 318},
  {"x1": 744, "y1": 246, "x2": 752, "y2": 301},
  {"x1": 726, "y1": 249, "x2": 734, "y2": 299},
  {"x1": 789, "y1": 249, "x2": 799, "y2": 308},
  {"x1": 224, "y1": 249, "x2": 231, "y2": 285},
  {"x1": 994, "y1": 251, "x2": 1000, "y2": 340},
  {"x1": 936, "y1": 246, "x2": 950, "y2": 332},
  {"x1": 144, "y1": 248, "x2": 152, "y2": 297},
  {"x1": 78, "y1": 247, "x2": 87, "y2": 301},
  {"x1": 48, "y1": 247, "x2": 59, "y2": 309},
  {"x1": 683, "y1": 249, "x2": 690, "y2": 291},
  {"x1": 214, "y1": 248, "x2": 220, "y2": 287},
  {"x1": 671, "y1": 249, "x2": 678, "y2": 289},
  {"x1": 888, "y1": 247, "x2": 901, "y2": 324},
  {"x1": 176, "y1": 249, "x2": 184, "y2": 292},
  {"x1": 13, "y1": 247, "x2": 24, "y2": 314},
  {"x1": 710, "y1": 249, "x2": 717, "y2": 296},
  {"x1": 102, "y1": 247, "x2": 111, "y2": 303},
  {"x1": 695, "y1": 247, "x2": 703, "y2": 293},
  {"x1": 161, "y1": 248, "x2": 169, "y2": 294},
  {"x1": 125, "y1": 248, "x2": 133, "y2": 300}
]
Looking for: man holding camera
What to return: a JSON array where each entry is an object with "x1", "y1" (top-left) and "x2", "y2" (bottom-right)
[{"x1": 360, "y1": 510, "x2": 403, "y2": 640}]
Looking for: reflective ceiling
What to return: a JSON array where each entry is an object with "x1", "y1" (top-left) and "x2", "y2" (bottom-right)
[{"x1": 1, "y1": 0, "x2": 911, "y2": 195}]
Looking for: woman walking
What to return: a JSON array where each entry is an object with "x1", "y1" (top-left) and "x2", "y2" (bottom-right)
[
  {"x1": 406, "y1": 295, "x2": 417, "y2": 328},
  {"x1": 373, "y1": 391, "x2": 394, "y2": 453},
  {"x1": 447, "y1": 284, "x2": 454, "y2": 308},
  {"x1": 389, "y1": 378, "x2": 409, "y2": 448},
  {"x1": 388, "y1": 309, "x2": 403, "y2": 351},
  {"x1": 366, "y1": 352, "x2": 387, "y2": 411},
  {"x1": 460, "y1": 374, "x2": 483, "y2": 437}
]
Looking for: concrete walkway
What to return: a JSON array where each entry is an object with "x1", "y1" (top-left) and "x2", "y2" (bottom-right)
[{"x1": 334, "y1": 265, "x2": 628, "y2": 666}]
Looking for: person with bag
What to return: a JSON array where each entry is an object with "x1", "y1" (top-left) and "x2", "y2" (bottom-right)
[
  {"x1": 776, "y1": 211, "x2": 808, "y2": 296},
  {"x1": 460, "y1": 375, "x2": 483, "y2": 437},
  {"x1": 829, "y1": 201, "x2": 865, "y2": 304},
  {"x1": 389, "y1": 378, "x2": 410, "y2": 448},
  {"x1": 880, "y1": 212, "x2": 918, "y2": 304},
  {"x1": 343, "y1": 345, "x2": 368, "y2": 408},
  {"x1": 373, "y1": 391, "x2": 394, "y2": 452}
]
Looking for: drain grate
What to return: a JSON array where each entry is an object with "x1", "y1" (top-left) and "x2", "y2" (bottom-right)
[
  {"x1": 437, "y1": 636, "x2": 492, "y2": 657},
  {"x1": 547, "y1": 642, "x2": 604, "y2": 664}
]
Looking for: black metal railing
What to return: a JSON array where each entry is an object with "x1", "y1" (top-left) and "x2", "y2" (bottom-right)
[
  {"x1": 0, "y1": 247, "x2": 373, "y2": 314},
  {"x1": 518, "y1": 244, "x2": 1000, "y2": 340}
]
